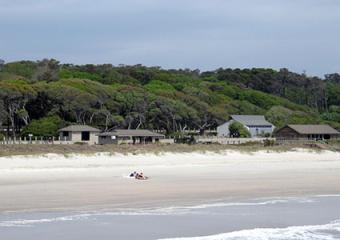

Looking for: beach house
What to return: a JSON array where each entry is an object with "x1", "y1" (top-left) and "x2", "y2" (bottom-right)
[
  {"x1": 217, "y1": 115, "x2": 274, "y2": 138},
  {"x1": 58, "y1": 125, "x2": 101, "y2": 144},
  {"x1": 97, "y1": 129, "x2": 165, "y2": 144},
  {"x1": 275, "y1": 124, "x2": 340, "y2": 140}
]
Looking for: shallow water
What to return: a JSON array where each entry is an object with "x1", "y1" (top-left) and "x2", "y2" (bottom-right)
[{"x1": 1, "y1": 195, "x2": 340, "y2": 240}]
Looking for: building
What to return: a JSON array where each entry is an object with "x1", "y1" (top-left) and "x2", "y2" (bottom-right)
[
  {"x1": 98, "y1": 129, "x2": 165, "y2": 145},
  {"x1": 275, "y1": 124, "x2": 340, "y2": 140},
  {"x1": 217, "y1": 115, "x2": 274, "y2": 138},
  {"x1": 58, "y1": 125, "x2": 101, "y2": 144}
]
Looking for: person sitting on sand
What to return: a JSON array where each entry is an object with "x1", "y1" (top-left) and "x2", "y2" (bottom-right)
[{"x1": 135, "y1": 172, "x2": 148, "y2": 180}]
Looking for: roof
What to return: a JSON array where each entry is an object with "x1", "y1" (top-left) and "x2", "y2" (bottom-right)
[
  {"x1": 286, "y1": 125, "x2": 340, "y2": 135},
  {"x1": 58, "y1": 125, "x2": 101, "y2": 132},
  {"x1": 230, "y1": 115, "x2": 273, "y2": 126},
  {"x1": 98, "y1": 129, "x2": 165, "y2": 138}
]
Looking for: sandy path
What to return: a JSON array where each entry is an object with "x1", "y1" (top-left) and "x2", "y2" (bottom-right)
[{"x1": 0, "y1": 149, "x2": 340, "y2": 212}]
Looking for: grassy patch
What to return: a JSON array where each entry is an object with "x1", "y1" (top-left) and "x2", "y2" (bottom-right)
[{"x1": 0, "y1": 143, "x2": 331, "y2": 158}]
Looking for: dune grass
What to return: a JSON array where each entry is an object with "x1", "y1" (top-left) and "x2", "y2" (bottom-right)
[{"x1": 0, "y1": 142, "x2": 328, "y2": 158}]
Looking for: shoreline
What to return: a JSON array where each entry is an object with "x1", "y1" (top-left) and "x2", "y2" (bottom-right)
[
  {"x1": 1, "y1": 149, "x2": 340, "y2": 213},
  {"x1": 3, "y1": 193, "x2": 340, "y2": 215},
  {"x1": 1, "y1": 194, "x2": 340, "y2": 240}
]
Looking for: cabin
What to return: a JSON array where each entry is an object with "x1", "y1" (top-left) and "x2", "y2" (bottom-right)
[
  {"x1": 217, "y1": 115, "x2": 274, "y2": 138},
  {"x1": 275, "y1": 124, "x2": 340, "y2": 140},
  {"x1": 58, "y1": 125, "x2": 100, "y2": 144},
  {"x1": 97, "y1": 129, "x2": 165, "y2": 145}
]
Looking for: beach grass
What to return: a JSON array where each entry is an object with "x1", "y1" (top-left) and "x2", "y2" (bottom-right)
[{"x1": 0, "y1": 142, "x2": 329, "y2": 157}]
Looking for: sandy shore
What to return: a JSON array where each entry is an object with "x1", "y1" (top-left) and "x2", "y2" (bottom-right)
[{"x1": 1, "y1": 149, "x2": 340, "y2": 213}]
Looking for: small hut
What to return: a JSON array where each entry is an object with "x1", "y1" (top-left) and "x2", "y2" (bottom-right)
[
  {"x1": 98, "y1": 129, "x2": 165, "y2": 145},
  {"x1": 275, "y1": 124, "x2": 340, "y2": 140},
  {"x1": 58, "y1": 125, "x2": 100, "y2": 144}
]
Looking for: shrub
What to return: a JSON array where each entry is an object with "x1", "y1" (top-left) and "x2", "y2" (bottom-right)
[
  {"x1": 229, "y1": 122, "x2": 251, "y2": 138},
  {"x1": 263, "y1": 139, "x2": 275, "y2": 147},
  {"x1": 21, "y1": 116, "x2": 63, "y2": 137},
  {"x1": 264, "y1": 132, "x2": 271, "y2": 138}
]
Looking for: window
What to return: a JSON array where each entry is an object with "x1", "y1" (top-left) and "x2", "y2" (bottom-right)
[
  {"x1": 81, "y1": 131, "x2": 90, "y2": 141},
  {"x1": 62, "y1": 131, "x2": 69, "y2": 137}
]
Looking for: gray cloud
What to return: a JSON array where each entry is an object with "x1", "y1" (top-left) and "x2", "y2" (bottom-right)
[{"x1": 1, "y1": 0, "x2": 340, "y2": 76}]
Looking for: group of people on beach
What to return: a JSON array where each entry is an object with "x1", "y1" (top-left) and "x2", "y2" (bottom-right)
[{"x1": 130, "y1": 171, "x2": 148, "y2": 180}]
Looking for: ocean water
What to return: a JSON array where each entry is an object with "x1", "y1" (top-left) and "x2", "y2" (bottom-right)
[{"x1": 0, "y1": 195, "x2": 340, "y2": 240}]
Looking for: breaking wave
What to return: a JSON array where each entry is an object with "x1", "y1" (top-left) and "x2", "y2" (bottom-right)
[{"x1": 158, "y1": 220, "x2": 340, "y2": 240}]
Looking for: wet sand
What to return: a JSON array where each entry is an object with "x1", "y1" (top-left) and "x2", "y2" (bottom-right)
[{"x1": 0, "y1": 149, "x2": 340, "y2": 213}]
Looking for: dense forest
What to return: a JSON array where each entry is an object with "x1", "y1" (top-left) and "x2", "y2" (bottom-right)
[{"x1": 1, "y1": 59, "x2": 340, "y2": 138}]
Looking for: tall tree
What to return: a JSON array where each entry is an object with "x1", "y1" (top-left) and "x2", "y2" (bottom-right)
[
  {"x1": 32, "y1": 59, "x2": 60, "y2": 82},
  {"x1": 0, "y1": 87, "x2": 35, "y2": 137},
  {"x1": 0, "y1": 59, "x2": 5, "y2": 71}
]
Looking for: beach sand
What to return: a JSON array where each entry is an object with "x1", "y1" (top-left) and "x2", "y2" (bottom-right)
[{"x1": 1, "y1": 149, "x2": 340, "y2": 213}]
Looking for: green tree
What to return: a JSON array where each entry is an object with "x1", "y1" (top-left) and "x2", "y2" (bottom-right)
[
  {"x1": 265, "y1": 106, "x2": 292, "y2": 128},
  {"x1": 0, "y1": 82, "x2": 36, "y2": 137},
  {"x1": 2, "y1": 59, "x2": 340, "y2": 136},
  {"x1": 21, "y1": 116, "x2": 63, "y2": 137},
  {"x1": 0, "y1": 59, "x2": 4, "y2": 71},
  {"x1": 229, "y1": 122, "x2": 251, "y2": 138},
  {"x1": 32, "y1": 59, "x2": 60, "y2": 82}
]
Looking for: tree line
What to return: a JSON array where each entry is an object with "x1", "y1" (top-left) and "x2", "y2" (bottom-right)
[{"x1": 0, "y1": 59, "x2": 340, "y2": 139}]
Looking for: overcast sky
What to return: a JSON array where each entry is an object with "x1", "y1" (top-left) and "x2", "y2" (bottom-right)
[{"x1": 0, "y1": 0, "x2": 339, "y2": 77}]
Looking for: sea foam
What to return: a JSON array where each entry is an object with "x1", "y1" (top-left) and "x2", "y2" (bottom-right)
[{"x1": 158, "y1": 220, "x2": 340, "y2": 240}]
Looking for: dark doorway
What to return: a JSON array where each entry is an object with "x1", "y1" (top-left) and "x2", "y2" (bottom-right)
[
  {"x1": 81, "y1": 131, "x2": 90, "y2": 141},
  {"x1": 145, "y1": 137, "x2": 153, "y2": 143}
]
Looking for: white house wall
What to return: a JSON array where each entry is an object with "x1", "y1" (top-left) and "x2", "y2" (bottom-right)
[
  {"x1": 70, "y1": 132, "x2": 98, "y2": 145},
  {"x1": 217, "y1": 121, "x2": 274, "y2": 138},
  {"x1": 217, "y1": 120, "x2": 234, "y2": 137},
  {"x1": 247, "y1": 126, "x2": 274, "y2": 137}
]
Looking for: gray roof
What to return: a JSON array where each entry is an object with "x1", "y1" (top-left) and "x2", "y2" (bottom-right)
[
  {"x1": 230, "y1": 115, "x2": 273, "y2": 126},
  {"x1": 98, "y1": 129, "x2": 165, "y2": 138},
  {"x1": 58, "y1": 125, "x2": 101, "y2": 132},
  {"x1": 287, "y1": 125, "x2": 340, "y2": 135}
]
